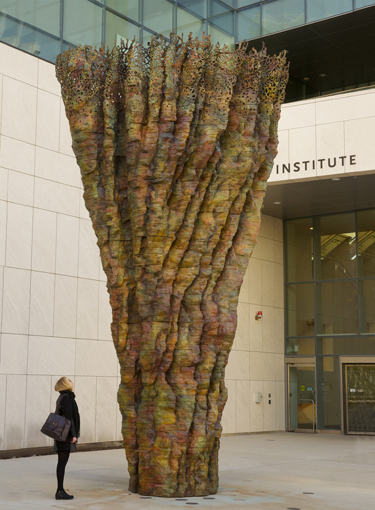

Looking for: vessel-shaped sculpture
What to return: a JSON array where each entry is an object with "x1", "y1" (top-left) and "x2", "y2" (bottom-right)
[{"x1": 56, "y1": 33, "x2": 288, "y2": 498}]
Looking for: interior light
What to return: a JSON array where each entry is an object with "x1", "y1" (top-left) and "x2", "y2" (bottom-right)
[
  {"x1": 351, "y1": 255, "x2": 357, "y2": 260},
  {"x1": 319, "y1": 73, "x2": 327, "y2": 77},
  {"x1": 273, "y1": 201, "x2": 281, "y2": 205},
  {"x1": 331, "y1": 178, "x2": 340, "y2": 181},
  {"x1": 310, "y1": 227, "x2": 313, "y2": 230},
  {"x1": 304, "y1": 77, "x2": 310, "y2": 81}
]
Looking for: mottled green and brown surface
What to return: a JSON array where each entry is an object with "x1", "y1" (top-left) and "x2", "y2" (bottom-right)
[{"x1": 56, "y1": 34, "x2": 288, "y2": 498}]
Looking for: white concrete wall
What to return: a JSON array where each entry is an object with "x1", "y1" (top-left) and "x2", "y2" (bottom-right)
[
  {"x1": 0, "y1": 42, "x2": 120, "y2": 451},
  {"x1": 222, "y1": 215, "x2": 285, "y2": 434},
  {"x1": 270, "y1": 87, "x2": 375, "y2": 183},
  {"x1": 0, "y1": 42, "x2": 285, "y2": 452}
]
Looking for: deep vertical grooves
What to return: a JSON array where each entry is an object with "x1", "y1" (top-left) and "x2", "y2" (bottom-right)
[{"x1": 56, "y1": 35, "x2": 288, "y2": 498}]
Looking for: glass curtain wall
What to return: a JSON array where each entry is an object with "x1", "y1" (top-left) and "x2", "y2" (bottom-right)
[
  {"x1": 285, "y1": 209, "x2": 375, "y2": 430},
  {"x1": 1, "y1": 0, "x2": 375, "y2": 63}
]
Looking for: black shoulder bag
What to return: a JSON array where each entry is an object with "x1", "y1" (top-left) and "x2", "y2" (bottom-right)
[{"x1": 40, "y1": 394, "x2": 71, "y2": 442}]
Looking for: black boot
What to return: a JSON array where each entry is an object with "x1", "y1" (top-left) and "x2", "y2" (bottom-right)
[{"x1": 55, "y1": 489, "x2": 74, "y2": 500}]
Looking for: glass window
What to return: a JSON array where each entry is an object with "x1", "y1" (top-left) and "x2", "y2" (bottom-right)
[
  {"x1": 285, "y1": 77, "x2": 318, "y2": 103},
  {"x1": 307, "y1": 0, "x2": 352, "y2": 23},
  {"x1": 237, "y1": 5, "x2": 261, "y2": 42},
  {"x1": 315, "y1": 280, "x2": 358, "y2": 335},
  {"x1": 106, "y1": 0, "x2": 140, "y2": 22},
  {"x1": 208, "y1": 1, "x2": 234, "y2": 37},
  {"x1": 314, "y1": 213, "x2": 356, "y2": 281},
  {"x1": 316, "y1": 356, "x2": 340, "y2": 430},
  {"x1": 317, "y1": 336, "x2": 375, "y2": 355},
  {"x1": 143, "y1": 0, "x2": 173, "y2": 36},
  {"x1": 237, "y1": 0, "x2": 260, "y2": 7},
  {"x1": 142, "y1": 29, "x2": 154, "y2": 47},
  {"x1": 357, "y1": 209, "x2": 375, "y2": 278},
  {"x1": 287, "y1": 283, "x2": 315, "y2": 337},
  {"x1": 209, "y1": 0, "x2": 231, "y2": 17},
  {"x1": 359, "y1": 279, "x2": 375, "y2": 334},
  {"x1": 177, "y1": 7, "x2": 206, "y2": 40},
  {"x1": 0, "y1": 0, "x2": 60, "y2": 35},
  {"x1": 208, "y1": 18, "x2": 235, "y2": 46},
  {"x1": 64, "y1": 0, "x2": 103, "y2": 47},
  {"x1": 105, "y1": 11, "x2": 139, "y2": 48},
  {"x1": 0, "y1": 0, "x2": 60, "y2": 62},
  {"x1": 178, "y1": 0, "x2": 207, "y2": 19},
  {"x1": 286, "y1": 217, "x2": 314, "y2": 282},
  {"x1": 288, "y1": 364, "x2": 316, "y2": 430},
  {"x1": 0, "y1": 14, "x2": 60, "y2": 62},
  {"x1": 262, "y1": 0, "x2": 305, "y2": 36},
  {"x1": 355, "y1": 0, "x2": 375, "y2": 7},
  {"x1": 286, "y1": 337, "x2": 315, "y2": 355}
]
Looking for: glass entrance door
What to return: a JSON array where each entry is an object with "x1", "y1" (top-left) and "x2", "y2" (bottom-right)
[
  {"x1": 288, "y1": 362, "x2": 316, "y2": 432},
  {"x1": 345, "y1": 364, "x2": 375, "y2": 435}
]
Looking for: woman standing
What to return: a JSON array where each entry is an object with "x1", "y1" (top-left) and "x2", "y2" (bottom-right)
[{"x1": 54, "y1": 377, "x2": 80, "y2": 500}]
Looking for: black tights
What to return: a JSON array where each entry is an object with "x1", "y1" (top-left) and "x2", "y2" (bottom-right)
[{"x1": 56, "y1": 451, "x2": 70, "y2": 491}]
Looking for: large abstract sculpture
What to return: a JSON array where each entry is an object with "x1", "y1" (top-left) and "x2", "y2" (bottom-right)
[{"x1": 56, "y1": 34, "x2": 288, "y2": 498}]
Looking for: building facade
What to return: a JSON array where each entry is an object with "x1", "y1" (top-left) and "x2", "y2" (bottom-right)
[
  {"x1": 1, "y1": 0, "x2": 375, "y2": 453},
  {"x1": 272, "y1": 89, "x2": 375, "y2": 434}
]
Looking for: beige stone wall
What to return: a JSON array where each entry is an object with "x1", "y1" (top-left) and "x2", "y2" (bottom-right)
[
  {"x1": 0, "y1": 42, "x2": 285, "y2": 452},
  {"x1": 223, "y1": 215, "x2": 286, "y2": 434},
  {"x1": 269, "y1": 87, "x2": 375, "y2": 185}
]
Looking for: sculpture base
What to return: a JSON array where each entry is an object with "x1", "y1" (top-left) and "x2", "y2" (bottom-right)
[
  {"x1": 131, "y1": 486, "x2": 219, "y2": 498},
  {"x1": 125, "y1": 437, "x2": 220, "y2": 498}
]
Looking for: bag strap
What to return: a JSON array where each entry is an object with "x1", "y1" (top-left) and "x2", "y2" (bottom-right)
[{"x1": 55, "y1": 394, "x2": 65, "y2": 414}]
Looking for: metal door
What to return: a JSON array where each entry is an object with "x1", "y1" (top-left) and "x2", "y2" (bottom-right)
[
  {"x1": 345, "y1": 364, "x2": 375, "y2": 435},
  {"x1": 288, "y1": 361, "x2": 316, "y2": 433}
]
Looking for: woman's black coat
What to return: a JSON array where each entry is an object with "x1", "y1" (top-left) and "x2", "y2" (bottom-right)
[{"x1": 55, "y1": 390, "x2": 80, "y2": 452}]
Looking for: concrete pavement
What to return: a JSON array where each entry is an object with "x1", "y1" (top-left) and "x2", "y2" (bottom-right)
[{"x1": 0, "y1": 432, "x2": 374, "y2": 510}]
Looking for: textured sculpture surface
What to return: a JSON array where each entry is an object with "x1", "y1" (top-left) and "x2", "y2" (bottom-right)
[{"x1": 56, "y1": 34, "x2": 288, "y2": 498}]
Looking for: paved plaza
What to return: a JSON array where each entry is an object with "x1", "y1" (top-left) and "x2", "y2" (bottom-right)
[{"x1": 0, "y1": 432, "x2": 374, "y2": 510}]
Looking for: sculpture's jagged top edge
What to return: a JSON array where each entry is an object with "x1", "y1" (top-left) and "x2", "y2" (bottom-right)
[{"x1": 55, "y1": 32, "x2": 289, "y2": 106}]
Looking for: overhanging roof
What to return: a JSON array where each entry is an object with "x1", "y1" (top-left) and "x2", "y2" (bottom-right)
[{"x1": 263, "y1": 173, "x2": 375, "y2": 219}]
